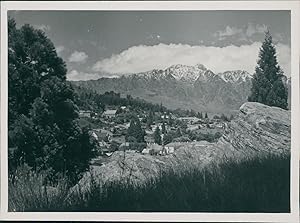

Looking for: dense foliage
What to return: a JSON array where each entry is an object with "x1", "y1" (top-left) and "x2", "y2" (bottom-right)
[
  {"x1": 126, "y1": 117, "x2": 145, "y2": 143},
  {"x1": 73, "y1": 87, "x2": 169, "y2": 114},
  {"x1": 8, "y1": 18, "x2": 96, "y2": 184},
  {"x1": 248, "y1": 31, "x2": 288, "y2": 109}
]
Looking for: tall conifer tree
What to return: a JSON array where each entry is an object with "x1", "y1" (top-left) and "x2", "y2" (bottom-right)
[{"x1": 248, "y1": 31, "x2": 288, "y2": 109}]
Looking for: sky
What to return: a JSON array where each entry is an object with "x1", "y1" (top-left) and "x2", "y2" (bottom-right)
[{"x1": 9, "y1": 10, "x2": 291, "y2": 81}]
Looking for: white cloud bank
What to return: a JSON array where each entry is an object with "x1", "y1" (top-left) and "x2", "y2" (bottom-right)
[
  {"x1": 92, "y1": 43, "x2": 291, "y2": 76},
  {"x1": 68, "y1": 51, "x2": 88, "y2": 63}
]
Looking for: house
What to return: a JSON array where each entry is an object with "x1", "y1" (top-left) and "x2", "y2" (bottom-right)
[
  {"x1": 90, "y1": 129, "x2": 113, "y2": 142},
  {"x1": 147, "y1": 143, "x2": 162, "y2": 155},
  {"x1": 105, "y1": 152, "x2": 113, "y2": 157},
  {"x1": 164, "y1": 146, "x2": 175, "y2": 154},
  {"x1": 141, "y1": 148, "x2": 150, "y2": 154},
  {"x1": 112, "y1": 135, "x2": 126, "y2": 144},
  {"x1": 186, "y1": 125, "x2": 201, "y2": 132},
  {"x1": 161, "y1": 115, "x2": 170, "y2": 119},
  {"x1": 178, "y1": 117, "x2": 200, "y2": 125},
  {"x1": 79, "y1": 110, "x2": 92, "y2": 118},
  {"x1": 102, "y1": 109, "x2": 118, "y2": 118}
]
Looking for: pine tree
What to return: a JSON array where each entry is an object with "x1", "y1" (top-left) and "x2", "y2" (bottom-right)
[
  {"x1": 205, "y1": 112, "x2": 208, "y2": 119},
  {"x1": 161, "y1": 122, "x2": 166, "y2": 134},
  {"x1": 146, "y1": 111, "x2": 154, "y2": 128},
  {"x1": 248, "y1": 31, "x2": 288, "y2": 109},
  {"x1": 127, "y1": 117, "x2": 144, "y2": 143},
  {"x1": 135, "y1": 118, "x2": 145, "y2": 143},
  {"x1": 154, "y1": 126, "x2": 161, "y2": 145}
]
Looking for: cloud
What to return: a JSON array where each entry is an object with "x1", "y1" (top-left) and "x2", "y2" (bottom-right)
[
  {"x1": 92, "y1": 43, "x2": 291, "y2": 76},
  {"x1": 56, "y1": 45, "x2": 65, "y2": 55},
  {"x1": 246, "y1": 23, "x2": 268, "y2": 37},
  {"x1": 33, "y1": 24, "x2": 51, "y2": 32},
  {"x1": 68, "y1": 51, "x2": 88, "y2": 63},
  {"x1": 214, "y1": 23, "x2": 268, "y2": 41},
  {"x1": 67, "y1": 70, "x2": 118, "y2": 81},
  {"x1": 214, "y1": 26, "x2": 243, "y2": 39}
]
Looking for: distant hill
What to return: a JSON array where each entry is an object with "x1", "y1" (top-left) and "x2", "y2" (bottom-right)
[{"x1": 71, "y1": 64, "x2": 291, "y2": 114}]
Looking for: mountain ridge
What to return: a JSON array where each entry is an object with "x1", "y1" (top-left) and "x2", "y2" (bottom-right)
[{"x1": 71, "y1": 64, "x2": 291, "y2": 114}]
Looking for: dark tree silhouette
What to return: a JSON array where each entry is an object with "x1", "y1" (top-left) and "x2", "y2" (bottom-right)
[
  {"x1": 154, "y1": 127, "x2": 162, "y2": 145},
  {"x1": 248, "y1": 31, "x2": 288, "y2": 109},
  {"x1": 8, "y1": 18, "x2": 96, "y2": 184},
  {"x1": 127, "y1": 117, "x2": 145, "y2": 143}
]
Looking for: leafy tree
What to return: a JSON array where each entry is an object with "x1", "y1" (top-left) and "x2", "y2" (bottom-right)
[
  {"x1": 248, "y1": 31, "x2": 288, "y2": 109},
  {"x1": 154, "y1": 127, "x2": 162, "y2": 145},
  {"x1": 8, "y1": 18, "x2": 96, "y2": 184}
]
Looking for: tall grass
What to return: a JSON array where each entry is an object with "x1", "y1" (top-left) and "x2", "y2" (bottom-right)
[
  {"x1": 9, "y1": 153, "x2": 290, "y2": 212},
  {"x1": 8, "y1": 164, "x2": 69, "y2": 212}
]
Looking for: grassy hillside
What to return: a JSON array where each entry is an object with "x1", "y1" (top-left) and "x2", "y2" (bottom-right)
[{"x1": 9, "y1": 153, "x2": 290, "y2": 212}]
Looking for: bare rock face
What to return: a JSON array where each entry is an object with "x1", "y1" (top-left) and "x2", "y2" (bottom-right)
[
  {"x1": 218, "y1": 102, "x2": 290, "y2": 158},
  {"x1": 71, "y1": 102, "x2": 290, "y2": 195}
]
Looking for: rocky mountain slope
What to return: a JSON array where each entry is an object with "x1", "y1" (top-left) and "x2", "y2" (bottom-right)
[
  {"x1": 71, "y1": 102, "x2": 290, "y2": 193},
  {"x1": 71, "y1": 64, "x2": 253, "y2": 114},
  {"x1": 71, "y1": 64, "x2": 291, "y2": 114}
]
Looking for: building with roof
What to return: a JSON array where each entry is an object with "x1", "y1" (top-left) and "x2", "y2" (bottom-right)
[
  {"x1": 102, "y1": 109, "x2": 118, "y2": 118},
  {"x1": 79, "y1": 110, "x2": 92, "y2": 118}
]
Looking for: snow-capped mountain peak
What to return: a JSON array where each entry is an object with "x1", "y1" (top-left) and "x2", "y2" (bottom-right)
[
  {"x1": 130, "y1": 64, "x2": 253, "y2": 84},
  {"x1": 218, "y1": 70, "x2": 253, "y2": 83},
  {"x1": 165, "y1": 64, "x2": 208, "y2": 83}
]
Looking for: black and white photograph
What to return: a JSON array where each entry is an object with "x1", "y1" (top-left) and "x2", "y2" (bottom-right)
[{"x1": 0, "y1": 1, "x2": 299, "y2": 222}]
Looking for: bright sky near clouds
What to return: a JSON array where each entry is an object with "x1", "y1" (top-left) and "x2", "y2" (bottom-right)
[
  {"x1": 92, "y1": 42, "x2": 291, "y2": 76},
  {"x1": 9, "y1": 10, "x2": 291, "y2": 81}
]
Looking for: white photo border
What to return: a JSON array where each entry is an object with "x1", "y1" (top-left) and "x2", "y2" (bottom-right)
[{"x1": 1, "y1": 1, "x2": 299, "y2": 222}]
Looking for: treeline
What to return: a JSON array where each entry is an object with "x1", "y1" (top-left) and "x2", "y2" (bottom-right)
[{"x1": 73, "y1": 86, "x2": 169, "y2": 113}]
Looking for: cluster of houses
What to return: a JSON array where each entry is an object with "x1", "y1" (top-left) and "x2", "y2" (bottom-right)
[
  {"x1": 141, "y1": 143, "x2": 175, "y2": 156},
  {"x1": 79, "y1": 109, "x2": 118, "y2": 119},
  {"x1": 81, "y1": 107, "x2": 228, "y2": 159},
  {"x1": 89, "y1": 127, "x2": 175, "y2": 157}
]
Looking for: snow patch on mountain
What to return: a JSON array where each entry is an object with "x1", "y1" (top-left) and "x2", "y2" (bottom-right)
[
  {"x1": 165, "y1": 64, "x2": 208, "y2": 83},
  {"x1": 218, "y1": 70, "x2": 253, "y2": 83},
  {"x1": 129, "y1": 64, "x2": 253, "y2": 84}
]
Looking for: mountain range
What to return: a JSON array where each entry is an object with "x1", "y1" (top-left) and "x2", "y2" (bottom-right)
[{"x1": 71, "y1": 64, "x2": 290, "y2": 115}]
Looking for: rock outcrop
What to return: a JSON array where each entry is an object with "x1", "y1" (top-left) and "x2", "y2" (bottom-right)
[{"x1": 72, "y1": 102, "x2": 290, "y2": 194}]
